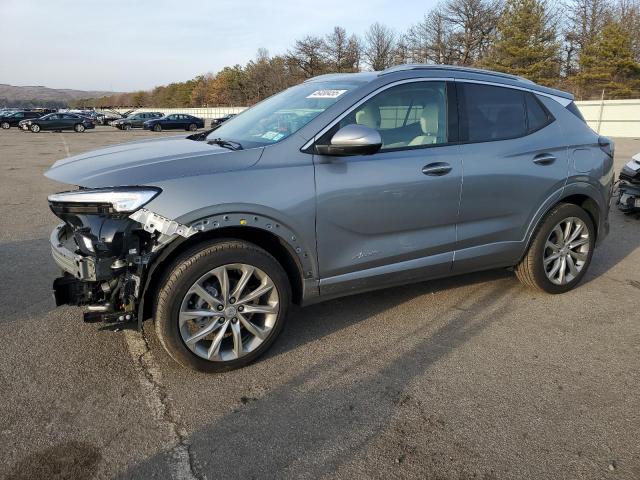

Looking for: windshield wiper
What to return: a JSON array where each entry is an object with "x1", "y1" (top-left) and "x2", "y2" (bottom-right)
[
  {"x1": 206, "y1": 137, "x2": 243, "y2": 150},
  {"x1": 186, "y1": 129, "x2": 214, "y2": 141}
]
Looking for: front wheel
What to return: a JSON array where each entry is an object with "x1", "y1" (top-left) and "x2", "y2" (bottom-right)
[
  {"x1": 515, "y1": 203, "x2": 595, "y2": 293},
  {"x1": 153, "y1": 124, "x2": 162, "y2": 132},
  {"x1": 30, "y1": 124, "x2": 41, "y2": 133},
  {"x1": 154, "y1": 240, "x2": 291, "y2": 372},
  {"x1": 124, "y1": 124, "x2": 132, "y2": 131},
  {"x1": 74, "y1": 123, "x2": 85, "y2": 133},
  {"x1": 1, "y1": 122, "x2": 10, "y2": 129}
]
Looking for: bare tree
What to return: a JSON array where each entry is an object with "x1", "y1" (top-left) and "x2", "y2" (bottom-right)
[
  {"x1": 405, "y1": 0, "x2": 500, "y2": 65},
  {"x1": 563, "y1": 0, "x2": 611, "y2": 74},
  {"x1": 615, "y1": 0, "x2": 640, "y2": 60},
  {"x1": 322, "y1": 26, "x2": 361, "y2": 72},
  {"x1": 444, "y1": 0, "x2": 503, "y2": 64},
  {"x1": 363, "y1": 22, "x2": 397, "y2": 70},
  {"x1": 286, "y1": 35, "x2": 328, "y2": 78},
  {"x1": 405, "y1": 7, "x2": 454, "y2": 63}
]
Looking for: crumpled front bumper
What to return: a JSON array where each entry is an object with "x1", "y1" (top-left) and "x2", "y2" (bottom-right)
[{"x1": 50, "y1": 224, "x2": 97, "y2": 281}]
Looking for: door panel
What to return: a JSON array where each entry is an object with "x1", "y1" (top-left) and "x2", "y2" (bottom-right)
[
  {"x1": 314, "y1": 80, "x2": 461, "y2": 295},
  {"x1": 43, "y1": 115, "x2": 60, "y2": 130},
  {"x1": 453, "y1": 83, "x2": 568, "y2": 272},
  {"x1": 316, "y1": 147, "x2": 461, "y2": 283}
]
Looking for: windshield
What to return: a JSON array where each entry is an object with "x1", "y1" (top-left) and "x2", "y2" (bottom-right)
[{"x1": 206, "y1": 80, "x2": 365, "y2": 148}]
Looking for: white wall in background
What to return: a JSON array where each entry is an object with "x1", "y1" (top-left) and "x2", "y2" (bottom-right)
[{"x1": 576, "y1": 99, "x2": 640, "y2": 138}]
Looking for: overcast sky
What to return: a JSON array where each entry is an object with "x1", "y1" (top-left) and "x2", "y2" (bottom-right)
[{"x1": 0, "y1": 0, "x2": 438, "y2": 92}]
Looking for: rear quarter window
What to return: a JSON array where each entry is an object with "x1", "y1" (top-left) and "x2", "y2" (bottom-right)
[
  {"x1": 525, "y1": 93, "x2": 554, "y2": 133},
  {"x1": 566, "y1": 102, "x2": 586, "y2": 123}
]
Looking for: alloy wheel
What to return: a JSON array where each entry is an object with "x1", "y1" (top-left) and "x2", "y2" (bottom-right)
[
  {"x1": 179, "y1": 263, "x2": 279, "y2": 362},
  {"x1": 543, "y1": 217, "x2": 590, "y2": 285}
]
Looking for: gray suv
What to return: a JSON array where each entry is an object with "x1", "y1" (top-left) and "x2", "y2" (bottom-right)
[{"x1": 45, "y1": 65, "x2": 614, "y2": 371}]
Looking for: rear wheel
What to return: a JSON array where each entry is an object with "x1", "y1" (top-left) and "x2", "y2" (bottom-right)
[
  {"x1": 74, "y1": 123, "x2": 85, "y2": 133},
  {"x1": 515, "y1": 203, "x2": 595, "y2": 293},
  {"x1": 188, "y1": 123, "x2": 197, "y2": 131},
  {"x1": 153, "y1": 124, "x2": 162, "y2": 132},
  {"x1": 155, "y1": 240, "x2": 291, "y2": 372},
  {"x1": 30, "y1": 124, "x2": 40, "y2": 133},
  {"x1": 1, "y1": 122, "x2": 10, "y2": 129}
]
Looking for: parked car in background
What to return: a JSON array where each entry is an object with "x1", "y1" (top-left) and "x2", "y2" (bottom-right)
[
  {"x1": 1, "y1": 110, "x2": 43, "y2": 129},
  {"x1": 24, "y1": 112, "x2": 95, "y2": 132},
  {"x1": 97, "y1": 110, "x2": 127, "y2": 125},
  {"x1": 44, "y1": 65, "x2": 613, "y2": 372},
  {"x1": 210, "y1": 113, "x2": 236, "y2": 129},
  {"x1": 112, "y1": 112, "x2": 164, "y2": 130},
  {"x1": 143, "y1": 113, "x2": 204, "y2": 132}
]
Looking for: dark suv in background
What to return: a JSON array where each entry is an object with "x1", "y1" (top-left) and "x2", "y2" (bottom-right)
[
  {"x1": 111, "y1": 112, "x2": 164, "y2": 130},
  {"x1": 45, "y1": 65, "x2": 613, "y2": 372}
]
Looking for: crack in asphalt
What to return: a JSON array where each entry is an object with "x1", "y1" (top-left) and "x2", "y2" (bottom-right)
[{"x1": 124, "y1": 328, "x2": 205, "y2": 480}]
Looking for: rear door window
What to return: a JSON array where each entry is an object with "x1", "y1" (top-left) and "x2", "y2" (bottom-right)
[{"x1": 459, "y1": 83, "x2": 527, "y2": 142}]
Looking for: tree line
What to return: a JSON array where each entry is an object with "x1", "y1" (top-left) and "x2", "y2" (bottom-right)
[{"x1": 72, "y1": 0, "x2": 640, "y2": 109}]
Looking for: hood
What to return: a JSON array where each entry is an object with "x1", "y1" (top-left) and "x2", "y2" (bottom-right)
[{"x1": 45, "y1": 135, "x2": 264, "y2": 188}]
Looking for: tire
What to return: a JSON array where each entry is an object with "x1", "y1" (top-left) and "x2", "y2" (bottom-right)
[
  {"x1": 154, "y1": 240, "x2": 291, "y2": 372},
  {"x1": 515, "y1": 203, "x2": 595, "y2": 294},
  {"x1": 124, "y1": 124, "x2": 132, "y2": 131},
  {"x1": 153, "y1": 124, "x2": 162, "y2": 132},
  {"x1": 30, "y1": 124, "x2": 40, "y2": 133},
  {"x1": 1, "y1": 122, "x2": 10, "y2": 129},
  {"x1": 74, "y1": 123, "x2": 85, "y2": 133},
  {"x1": 188, "y1": 123, "x2": 197, "y2": 131}
]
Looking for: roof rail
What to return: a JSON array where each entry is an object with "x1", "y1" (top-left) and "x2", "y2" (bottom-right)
[{"x1": 379, "y1": 64, "x2": 535, "y2": 84}]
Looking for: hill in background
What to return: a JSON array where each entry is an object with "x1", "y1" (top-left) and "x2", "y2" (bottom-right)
[{"x1": 0, "y1": 84, "x2": 120, "y2": 108}]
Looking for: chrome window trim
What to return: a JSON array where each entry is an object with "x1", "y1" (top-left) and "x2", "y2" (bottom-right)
[
  {"x1": 454, "y1": 78, "x2": 572, "y2": 106},
  {"x1": 301, "y1": 77, "x2": 454, "y2": 151},
  {"x1": 301, "y1": 77, "x2": 571, "y2": 151}
]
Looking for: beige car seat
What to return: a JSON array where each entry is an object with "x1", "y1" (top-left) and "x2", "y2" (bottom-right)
[
  {"x1": 355, "y1": 104, "x2": 381, "y2": 129},
  {"x1": 409, "y1": 103, "x2": 440, "y2": 146}
]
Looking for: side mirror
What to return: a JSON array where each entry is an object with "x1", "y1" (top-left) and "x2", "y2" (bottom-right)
[{"x1": 316, "y1": 124, "x2": 382, "y2": 156}]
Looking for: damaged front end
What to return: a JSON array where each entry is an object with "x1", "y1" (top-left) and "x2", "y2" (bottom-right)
[
  {"x1": 617, "y1": 154, "x2": 640, "y2": 213},
  {"x1": 48, "y1": 186, "x2": 194, "y2": 324}
]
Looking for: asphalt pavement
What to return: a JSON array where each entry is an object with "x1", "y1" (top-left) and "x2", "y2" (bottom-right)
[{"x1": 0, "y1": 126, "x2": 638, "y2": 479}]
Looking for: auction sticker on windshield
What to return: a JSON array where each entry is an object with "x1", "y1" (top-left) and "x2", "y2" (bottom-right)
[{"x1": 306, "y1": 89, "x2": 348, "y2": 99}]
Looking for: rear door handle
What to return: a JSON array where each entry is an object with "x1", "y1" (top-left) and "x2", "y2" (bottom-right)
[
  {"x1": 533, "y1": 153, "x2": 556, "y2": 165},
  {"x1": 422, "y1": 162, "x2": 452, "y2": 176}
]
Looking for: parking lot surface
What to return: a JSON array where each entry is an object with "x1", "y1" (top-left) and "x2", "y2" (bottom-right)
[{"x1": 0, "y1": 126, "x2": 639, "y2": 480}]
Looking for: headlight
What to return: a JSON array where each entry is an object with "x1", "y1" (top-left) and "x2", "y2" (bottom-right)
[{"x1": 48, "y1": 187, "x2": 161, "y2": 215}]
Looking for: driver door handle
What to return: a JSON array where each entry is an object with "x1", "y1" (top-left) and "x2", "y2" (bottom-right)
[{"x1": 422, "y1": 162, "x2": 452, "y2": 176}]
